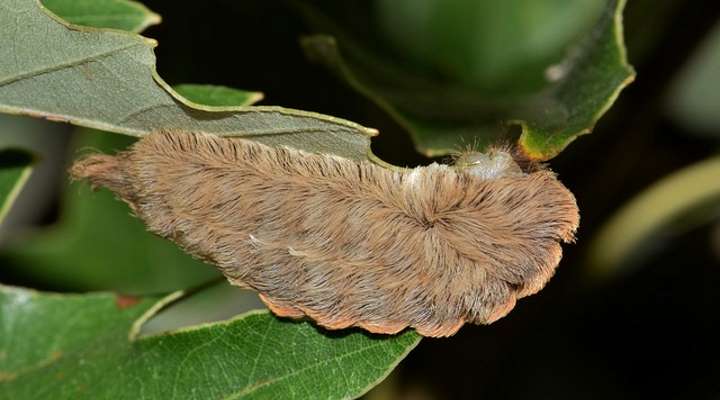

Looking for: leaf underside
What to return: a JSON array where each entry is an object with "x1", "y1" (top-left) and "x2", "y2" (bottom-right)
[{"x1": 0, "y1": 0, "x2": 378, "y2": 161}]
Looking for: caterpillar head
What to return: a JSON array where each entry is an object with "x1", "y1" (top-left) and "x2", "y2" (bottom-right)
[{"x1": 453, "y1": 146, "x2": 526, "y2": 179}]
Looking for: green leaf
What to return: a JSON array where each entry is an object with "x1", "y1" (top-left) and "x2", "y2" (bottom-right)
[
  {"x1": 4, "y1": 84, "x2": 265, "y2": 293},
  {"x1": 0, "y1": 285, "x2": 162, "y2": 384},
  {"x1": 516, "y1": 0, "x2": 635, "y2": 160},
  {"x1": 4, "y1": 129, "x2": 220, "y2": 293},
  {"x1": 587, "y1": 155, "x2": 720, "y2": 278},
  {"x1": 300, "y1": 0, "x2": 634, "y2": 160},
  {"x1": 376, "y1": 0, "x2": 607, "y2": 94},
  {"x1": 174, "y1": 84, "x2": 264, "y2": 108},
  {"x1": 667, "y1": 22, "x2": 720, "y2": 136},
  {"x1": 0, "y1": 149, "x2": 33, "y2": 224},
  {"x1": 0, "y1": 285, "x2": 421, "y2": 399},
  {"x1": 0, "y1": 0, "x2": 377, "y2": 161},
  {"x1": 42, "y1": 0, "x2": 161, "y2": 33}
]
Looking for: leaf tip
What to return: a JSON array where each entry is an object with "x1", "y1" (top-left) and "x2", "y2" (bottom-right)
[
  {"x1": 139, "y1": 12, "x2": 162, "y2": 32},
  {"x1": 246, "y1": 92, "x2": 265, "y2": 106}
]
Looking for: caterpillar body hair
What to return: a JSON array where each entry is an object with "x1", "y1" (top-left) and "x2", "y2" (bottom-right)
[{"x1": 71, "y1": 131, "x2": 579, "y2": 337}]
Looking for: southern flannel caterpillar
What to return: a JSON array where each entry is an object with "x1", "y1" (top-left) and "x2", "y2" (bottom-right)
[{"x1": 71, "y1": 131, "x2": 579, "y2": 337}]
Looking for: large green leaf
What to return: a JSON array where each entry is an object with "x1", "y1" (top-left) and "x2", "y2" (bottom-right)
[
  {"x1": 0, "y1": 285, "x2": 420, "y2": 399},
  {"x1": 0, "y1": 0, "x2": 377, "y2": 161},
  {"x1": 42, "y1": 0, "x2": 161, "y2": 32},
  {"x1": 376, "y1": 0, "x2": 607, "y2": 94},
  {"x1": 587, "y1": 155, "x2": 720, "y2": 278},
  {"x1": 300, "y1": 0, "x2": 634, "y2": 160},
  {"x1": 4, "y1": 84, "x2": 265, "y2": 294},
  {"x1": 0, "y1": 149, "x2": 33, "y2": 225}
]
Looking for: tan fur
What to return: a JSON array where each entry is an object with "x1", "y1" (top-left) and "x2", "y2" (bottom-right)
[{"x1": 70, "y1": 131, "x2": 579, "y2": 337}]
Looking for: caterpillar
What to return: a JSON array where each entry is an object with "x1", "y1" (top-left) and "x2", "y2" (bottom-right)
[{"x1": 70, "y1": 131, "x2": 579, "y2": 337}]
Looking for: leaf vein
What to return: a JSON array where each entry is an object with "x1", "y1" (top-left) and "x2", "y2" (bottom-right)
[
  {"x1": 0, "y1": 42, "x2": 141, "y2": 87},
  {"x1": 222, "y1": 341, "x2": 391, "y2": 400}
]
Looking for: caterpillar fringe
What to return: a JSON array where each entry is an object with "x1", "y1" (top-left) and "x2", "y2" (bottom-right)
[{"x1": 71, "y1": 131, "x2": 579, "y2": 337}]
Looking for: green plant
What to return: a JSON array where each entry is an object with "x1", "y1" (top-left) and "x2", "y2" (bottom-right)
[{"x1": 18, "y1": 0, "x2": 720, "y2": 398}]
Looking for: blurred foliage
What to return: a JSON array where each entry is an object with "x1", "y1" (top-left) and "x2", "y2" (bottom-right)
[
  {"x1": 667, "y1": 22, "x2": 720, "y2": 136},
  {"x1": 375, "y1": 0, "x2": 606, "y2": 94},
  {"x1": 4, "y1": 130, "x2": 220, "y2": 294},
  {"x1": 300, "y1": 0, "x2": 634, "y2": 159},
  {"x1": 0, "y1": 149, "x2": 33, "y2": 224},
  {"x1": 0, "y1": 114, "x2": 70, "y2": 240},
  {"x1": 588, "y1": 155, "x2": 720, "y2": 277}
]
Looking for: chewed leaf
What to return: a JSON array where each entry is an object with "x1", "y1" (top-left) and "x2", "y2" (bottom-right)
[
  {"x1": 0, "y1": 284, "x2": 420, "y2": 399},
  {"x1": 0, "y1": 149, "x2": 34, "y2": 224},
  {"x1": 42, "y1": 0, "x2": 161, "y2": 32},
  {"x1": 300, "y1": 0, "x2": 634, "y2": 160},
  {"x1": 0, "y1": 0, "x2": 377, "y2": 161}
]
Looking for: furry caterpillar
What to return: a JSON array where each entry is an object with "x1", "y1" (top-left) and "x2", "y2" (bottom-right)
[{"x1": 71, "y1": 131, "x2": 579, "y2": 337}]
